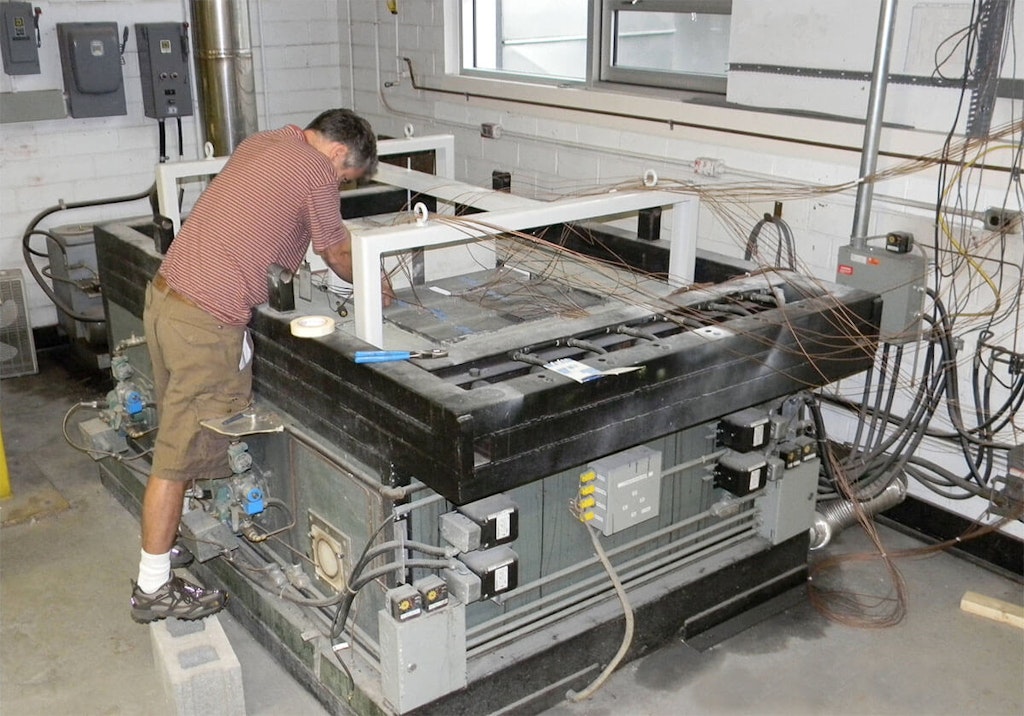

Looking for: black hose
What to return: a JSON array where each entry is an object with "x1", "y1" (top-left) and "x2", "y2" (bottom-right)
[
  {"x1": 329, "y1": 515, "x2": 394, "y2": 640},
  {"x1": 21, "y1": 184, "x2": 156, "y2": 323}
]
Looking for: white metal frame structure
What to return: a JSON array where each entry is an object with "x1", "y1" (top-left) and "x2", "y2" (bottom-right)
[
  {"x1": 154, "y1": 134, "x2": 457, "y2": 232},
  {"x1": 354, "y1": 162, "x2": 698, "y2": 347},
  {"x1": 152, "y1": 133, "x2": 699, "y2": 349}
]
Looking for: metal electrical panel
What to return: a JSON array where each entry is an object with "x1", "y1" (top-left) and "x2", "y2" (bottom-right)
[
  {"x1": 836, "y1": 244, "x2": 926, "y2": 343},
  {"x1": 378, "y1": 603, "x2": 467, "y2": 713},
  {"x1": 135, "y1": 22, "x2": 193, "y2": 119},
  {"x1": 1, "y1": 1, "x2": 39, "y2": 75},
  {"x1": 584, "y1": 445, "x2": 663, "y2": 536},
  {"x1": 56, "y1": 22, "x2": 126, "y2": 118}
]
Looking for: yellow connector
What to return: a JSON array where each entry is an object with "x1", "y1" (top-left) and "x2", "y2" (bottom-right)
[
  {"x1": 580, "y1": 470, "x2": 596, "y2": 483},
  {"x1": 580, "y1": 511, "x2": 595, "y2": 522},
  {"x1": 578, "y1": 496, "x2": 596, "y2": 509},
  {"x1": 579, "y1": 484, "x2": 596, "y2": 496}
]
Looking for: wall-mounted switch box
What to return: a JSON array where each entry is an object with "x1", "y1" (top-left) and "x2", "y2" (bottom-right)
[
  {"x1": 136, "y1": 22, "x2": 193, "y2": 119},
  {"x1": 1, "y1": 1, "x2": 39, "y2": 75},
  {"x1": 836, "y1": 244, "x2": 926, "y2": 344},
  {"x1": 57, "y1": 22, "x2": 126, "y2": 118}
]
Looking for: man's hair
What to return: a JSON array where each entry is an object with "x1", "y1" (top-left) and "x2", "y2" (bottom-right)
[{"x1": 306, "y1": 109, "x2": 378, "y2": 176}]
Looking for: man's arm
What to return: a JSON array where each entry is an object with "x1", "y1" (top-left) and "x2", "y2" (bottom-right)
[
  {"x1": 317, "y1": 238, "x2": 394, "y2": 307},
  {"x1": 319, "y1": 237, "x2": 353, "y2": 283}
]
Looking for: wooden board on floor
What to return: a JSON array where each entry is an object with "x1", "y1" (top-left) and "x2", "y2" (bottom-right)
[{"x1": 960, "y1": 591, "x2": 1024, "y2": 630}]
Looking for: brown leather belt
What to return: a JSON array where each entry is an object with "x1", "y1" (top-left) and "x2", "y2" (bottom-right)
[{"x1": 152, "y1": 272, "x2": 201, "y2": 310}]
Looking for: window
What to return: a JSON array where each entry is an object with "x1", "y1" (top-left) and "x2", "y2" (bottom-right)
[
  {"x1": 460, "y1": 0, "x2": 732, "y2": 94},
  {"x1": 601, "y1": 1, "x2": 731, "y2": 93},
  {"x1": 461, "y1": 0, "x2": 589, "y2": 83}
]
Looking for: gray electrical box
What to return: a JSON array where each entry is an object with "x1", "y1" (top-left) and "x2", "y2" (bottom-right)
[
  {"x1": 45, "y1": 223, "x2": 109, "y2": 370},
  {"x1": 378, "y1": 602, "x2": 467, "y2": 713},
  {"x1": 1, "y1": 1, "x2": 39, "y2": 75},
  {"x1": 56, "y1": 22, "x2": 126, "y2": 118},
  {"x1": 755, "y1": 457, "x2": 819, "y2": 545},
  {"x1": 586, "y1": 445, "x2": 663, "y2": 536},
  {"x1": 836, "y1": 244, "x2": 927, "y2": 343},
  {"x1": 135, "y1": 22, "x2": 192, "y2": 119}
]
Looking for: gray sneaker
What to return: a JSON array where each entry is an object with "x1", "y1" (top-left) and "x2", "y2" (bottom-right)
[{"x1": 130, "y1": 575, "x2": 226, "y2": 623}]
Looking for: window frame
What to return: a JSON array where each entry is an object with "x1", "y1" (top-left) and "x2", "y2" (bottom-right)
[
  {"x1": 458, "y1": 0, "x2": 732, "y2": 95},
  {"x1": 598, "y1": 0, "x2": 732, "y2": 94},
  {"x1": 459, "y1": 0, "x2": 592, "y2": 87}
]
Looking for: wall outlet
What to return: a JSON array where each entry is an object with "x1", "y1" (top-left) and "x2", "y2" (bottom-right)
[
  {"x1": 480, "y1": 122, "x2": 502, "y2": 139},
  {"x1": 983, "y1": 207, "x2": 1022, "y2": 233}
]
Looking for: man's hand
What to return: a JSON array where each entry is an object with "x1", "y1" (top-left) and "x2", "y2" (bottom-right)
[
  {"x1": 381, "y1": 272, "x2": 395, "y2": 308},
  {"x1": 319, "y1": 240, "x2": 396, "y2": 307}
]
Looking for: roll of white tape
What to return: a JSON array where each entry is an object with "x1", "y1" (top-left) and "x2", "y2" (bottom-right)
[{"x1": 290, "y1": 315, "x2": 336, "y2": 338}]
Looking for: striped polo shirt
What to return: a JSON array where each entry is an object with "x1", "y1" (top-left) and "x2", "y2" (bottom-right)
[{"x1": 160, "y1": 125, "x2": 348, "y2": 325}]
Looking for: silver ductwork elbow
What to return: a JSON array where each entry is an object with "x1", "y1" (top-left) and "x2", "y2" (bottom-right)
[{"x1": 809, "y1": 478, "x2": 907, "y2": 550}]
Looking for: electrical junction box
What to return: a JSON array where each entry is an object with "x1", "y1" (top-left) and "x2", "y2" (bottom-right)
[
  {"x1": 582, "y1": 445, "x2": 663, "y2": 536},
  {"x1": 755, "y1": 456, "x2": 820, "y2": 545},
  {"x1": 836, "y1": 244, "x2": 926, "y2": 344},
  {"x1": 378, "y1": 601, "x2": 467, "y2": 714},
  {"x1": 451, "y1": 545, "x2": 518, "y2": 601},
  {"x1": 714, "y1": 450, "x2": 769, "y2": 497},
  {"x1": 456, "y1": 493, "x2": 518, "y2": 547},
  {"x1": 57, "y1": 22, "x2": 126, "y2": 118},
  {"x1": 77, "y1": 416, "x2": 127, "y2": 457},
  {"x1": 135, "y1": 22, "x2": 193, "y2": 119},
  {"x1": 718, "y1": 408, "x2": 770, "y2": 452},
  {"x1": 1, "y1": 1, "x2": 39, "y2": 75},
  {"x1": 440, "y1": 493, "x2": 519, "y2": 552}
]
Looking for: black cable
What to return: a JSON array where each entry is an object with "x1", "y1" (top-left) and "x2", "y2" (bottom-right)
[
  {"x1": 21, "y1": 185, "x2": 156, "y2": 323},
  {"x1": 905, "y1": 455, "x2": 990, "y2": 500},
  {"x1": 328, "y1": 515, "x2": 395, "y2": 640},
  {"x1": 863, "y1": 343, "x2": 892, "y2": 455},
  {"x1": 818, "y1": 390, "x2": 1016, "y2": 450},
  {"x1": 927, "y1": 289, "x2": 999, "y2": 486},
  {"x1": 973, "y1": 343, "x2": 995, "y2": 481},
  {"x1": 744, "y1": 213, "x2": 796, "y2": 270},
  {"x1": 805, "y1": 394, "x2": 838, "y2": 488},
  {"x1": 158, "y1": 119, "x2": 167, "y2": 163},
  {"x1": 835, "y1": 319, "x2": 948, "y2": 496},
  {"x1": 850, "y1": 360, "x2": 875, "y2": 456}
]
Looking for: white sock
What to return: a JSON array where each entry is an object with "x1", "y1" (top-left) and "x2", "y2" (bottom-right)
[{"x1": 137, "y1": 549, "x2": 171, "y2": 594}]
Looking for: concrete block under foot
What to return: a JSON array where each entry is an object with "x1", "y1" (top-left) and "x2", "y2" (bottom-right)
[{"x1": 150, "y1": 614, "x2": 245, "y2": 716}]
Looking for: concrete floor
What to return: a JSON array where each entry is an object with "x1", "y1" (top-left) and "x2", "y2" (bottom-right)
[{"x1": 2, "y1": 347, "x2": 1022, "y2": 716}]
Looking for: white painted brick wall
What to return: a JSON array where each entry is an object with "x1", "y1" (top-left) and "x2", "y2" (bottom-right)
[
  {"x1": 1, "y1": 0, "x2": 347, "y2": 327},
  {"x1": 1, "y1": 1, "x2": 192, "y2": 327}
]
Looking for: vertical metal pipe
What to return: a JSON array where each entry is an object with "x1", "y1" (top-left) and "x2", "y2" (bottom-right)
[
  {"x1": 189, "y1": 0, "x2": 259, "y2": 156},
  {"x1": 851, "y1": 0, "x2": 899, "y2": 246}
]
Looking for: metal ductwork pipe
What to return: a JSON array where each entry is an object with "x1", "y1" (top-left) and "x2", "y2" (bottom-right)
[
  {"x1": 809, "y1": 478, "x2": 907, "y2": 550},
  {"x1": 189, "y1": 0, "x2": 259, "y2": 156}
]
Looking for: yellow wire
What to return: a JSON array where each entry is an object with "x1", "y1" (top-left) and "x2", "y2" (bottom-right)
[{"x1": 938, "y1": 143, "x2": 1017, "y2": 318}]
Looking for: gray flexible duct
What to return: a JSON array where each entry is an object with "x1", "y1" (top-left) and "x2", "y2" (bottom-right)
[{"x1": 809, "y1": 478, "x2": 907, "y2": 550}]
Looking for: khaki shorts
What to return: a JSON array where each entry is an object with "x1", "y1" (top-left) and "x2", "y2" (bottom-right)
[{"x1": 144, "y1": 279, "x2": 252, "y2": 482}]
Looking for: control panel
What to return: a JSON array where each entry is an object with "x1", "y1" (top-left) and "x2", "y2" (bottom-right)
[
  {"x1": 56, "y1": 22, "x2": 126, "y2": 118},
  {"x1": 1, "y1": 1, "x2": 40, "y2": 75},
  {"x1": 135, "y1": 22, "x2": 192, "y2": 119},
  {"x1": 578, "y1": 445, "x2": 663, "y2": 536}
]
